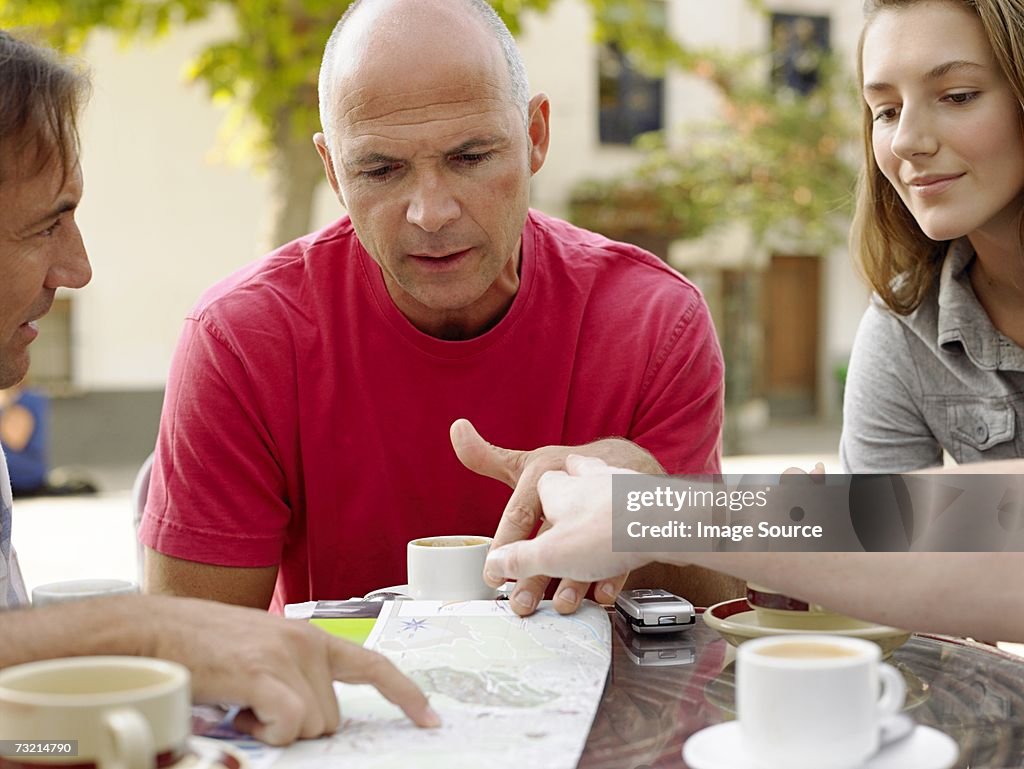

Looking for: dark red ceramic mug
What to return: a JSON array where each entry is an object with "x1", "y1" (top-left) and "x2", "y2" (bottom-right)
[{"x1": 746, "y1": 582, "x2": 843, "y2": 629}]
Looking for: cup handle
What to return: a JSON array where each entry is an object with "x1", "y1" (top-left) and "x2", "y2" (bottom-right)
[
  {"x1": 876, "y1": 662, "x2": 907, "y2": 718},
  {"x1": 101, "y1": 708, "x2": 155, "y2": 769}
]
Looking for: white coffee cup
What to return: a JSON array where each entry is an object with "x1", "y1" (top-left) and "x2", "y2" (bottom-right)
[
  {"x1": 407, "y1": 535, "x2": 495, "y2": 601},
  {"x1": 0, "y1": 656, "x2": 191, "y2": 768},
  {"x1": 32, "y1": 578, "x2": 139, "y2": 607},
  {"x1": 737, "y1": 635, "x2": 906, "y2": 769}
]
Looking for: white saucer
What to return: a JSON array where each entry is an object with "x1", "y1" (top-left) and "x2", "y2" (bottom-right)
[
  {"x1": 704, "y1": 598, "x2": 912, "y2": 658},
  {"x1": 683, "y1": 721, "x2": 958, "y2": 769},
  {"x1": 363, "y1": 584, "x2": 410, "y2": 599},
  {"x1": 363, "y1": 583, "x2": 515, "y2": 600}
]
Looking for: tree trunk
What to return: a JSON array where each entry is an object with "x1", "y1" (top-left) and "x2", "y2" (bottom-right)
[{"x1": 260, "y1": 118, "x2": 329, "y2": 253}]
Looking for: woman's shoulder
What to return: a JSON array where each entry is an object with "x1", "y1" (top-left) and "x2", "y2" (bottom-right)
[{"x1": 865, "y1": 267, "x2": 942, "y2": 343}]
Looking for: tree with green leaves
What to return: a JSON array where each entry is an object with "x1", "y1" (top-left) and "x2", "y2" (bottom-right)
[
  {"x1": 571, "y1": 50, "x2": 860, "y2": 254},
  {"x1": 1, "y1": 0, "x2": 685, "y2": 251},
  {"x1": 3, "y1": 0, "x2": 853, "y2": 253}
]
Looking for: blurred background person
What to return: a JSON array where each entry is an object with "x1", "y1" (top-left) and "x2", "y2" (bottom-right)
[{"x1": 0, "y1": 383, "x2": 48, "y2": 496}]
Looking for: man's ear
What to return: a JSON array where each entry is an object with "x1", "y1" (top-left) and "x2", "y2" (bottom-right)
[
  {"x1": 313, "y1": 132, "x2": 342, "y2": 198},
  {"x1": 526, "y1": 93, "x2": 551, "y2": 174}
]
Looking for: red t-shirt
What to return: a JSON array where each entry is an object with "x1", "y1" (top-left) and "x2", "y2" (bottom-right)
[{"x1": 140, "y1": 210, "x2": 723, "y2": 610}]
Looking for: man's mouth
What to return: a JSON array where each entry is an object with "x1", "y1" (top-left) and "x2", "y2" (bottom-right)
[
  {"x1": 18, "y1": 306, "x2": 51, "y2": 334},
  {"x1": 409, "y1": 249, "x2": 472, "y2": 268}
]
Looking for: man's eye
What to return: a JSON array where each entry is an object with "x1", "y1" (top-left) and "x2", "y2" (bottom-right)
[
  {"x1": 40, "y1": 219, "x2": 62, "y2": 237},
  {"x1": 362, "y1": 164, "x2": 399, "y2": 180},
  {"x1": 454, "y1": 151, "x2": 493, "y2": 166}
]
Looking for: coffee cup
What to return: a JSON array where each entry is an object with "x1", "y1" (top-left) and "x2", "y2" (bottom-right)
[
  {"x1": 737, "y1": 635, "x2": 906, "y2": 769},
  {"x1": 407, "y1": 535, "x2": 495, "y2": 601},
  {"x1": 0, "y1": 656, "x2": 191, "y2": 768},
  {"x1": 32, "y1": 579, "x2": 138, "y2": 607},
  {"x1": 745, "y1": 582, "x2": 844, "y2": 629}
]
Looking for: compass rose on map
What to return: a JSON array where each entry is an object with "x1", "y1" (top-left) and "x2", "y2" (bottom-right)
[{"x1": 400, "y1": 618, "x2": 429, "y2": 636}]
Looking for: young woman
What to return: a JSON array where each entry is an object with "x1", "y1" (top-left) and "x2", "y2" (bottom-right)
[
  {"x1": 483, "y1": 1, "x2": 1024, "y2": 641},
  {"x1": 841, "y1": 0, "x2": 1024, "y2": 472}
]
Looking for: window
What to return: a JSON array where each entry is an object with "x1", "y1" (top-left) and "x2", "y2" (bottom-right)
[
  {"x1": 597, "y1": 1, "x2": 666, "y2": 145},
  {"x1": 28, "y1": 296, "x2": 73, "y2": 389},
  {"x1": 770, "y1": 13, "x2": 830, "y2": 96}
]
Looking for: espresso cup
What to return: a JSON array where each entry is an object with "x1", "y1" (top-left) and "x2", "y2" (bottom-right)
[
  {"x1": 0, "y1": 656, "x2": 191, "y2": 768},
  {"x1": 407, "y1": 535, "x2": 495, "y2": 601},
  {"x1": 32, "y1": 579, "x2": 139, "y2": 607},
  {"x1": 737, "y1": 635, "x2": 906, "y2": 769}
]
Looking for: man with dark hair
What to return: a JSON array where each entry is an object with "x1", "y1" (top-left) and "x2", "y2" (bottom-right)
[{"x1": 0, "y1": 29, "x2": 438, "y2": 745}]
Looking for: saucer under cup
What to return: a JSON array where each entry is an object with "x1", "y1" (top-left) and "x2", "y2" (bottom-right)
[{"x1": 738, "y1": 635, "x2": 906, "y2": 769}]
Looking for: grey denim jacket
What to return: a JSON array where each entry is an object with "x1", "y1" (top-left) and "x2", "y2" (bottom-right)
[{"x1": 841, "y1": 238, "x2": 1024, "y2": 473}]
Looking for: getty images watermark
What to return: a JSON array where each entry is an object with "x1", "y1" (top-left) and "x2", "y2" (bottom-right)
[{"x1": 611, "y1": 474, "x2": 1024, "y2": 552}]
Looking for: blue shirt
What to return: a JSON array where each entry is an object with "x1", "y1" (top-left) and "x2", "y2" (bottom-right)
[{"x1": 1, "y1": 388, "x2": 48, "y2": 493}]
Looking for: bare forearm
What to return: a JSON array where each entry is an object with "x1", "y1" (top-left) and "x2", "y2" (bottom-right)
[
  {"x1": 0, "y1": 594, "x2": 150, "y2": 668},
  {"x1": 661, "y1": 551, "x2": 1024, "y2": 641}
]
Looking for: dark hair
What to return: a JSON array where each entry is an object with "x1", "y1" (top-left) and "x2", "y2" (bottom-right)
[{"x1": 0, "y1": 29, "x2": 90, "y2": 185}]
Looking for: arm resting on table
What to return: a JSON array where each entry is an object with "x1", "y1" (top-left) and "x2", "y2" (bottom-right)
[{"x1": 677, "y1": 551, "x2": 1024, "y2": 643}]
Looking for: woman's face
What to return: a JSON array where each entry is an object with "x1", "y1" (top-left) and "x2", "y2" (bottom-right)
[{"x1": 862, "y1": 1, "x2": 1024, "y2": 246}]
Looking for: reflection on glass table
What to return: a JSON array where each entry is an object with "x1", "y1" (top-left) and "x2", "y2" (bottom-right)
[{"x1": 579, "y1": 607, "x2": 1024, "y2": 769}]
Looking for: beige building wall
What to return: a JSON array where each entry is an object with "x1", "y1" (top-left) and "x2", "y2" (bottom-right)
[
  {"x1": 73, "y1": 8, "x2": 341, "y2": 390},
  {"x1": 68, "y1": 0, "x2": 871, "y2": 406}
]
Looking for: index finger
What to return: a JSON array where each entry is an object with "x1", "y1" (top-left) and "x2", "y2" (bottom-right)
[
  {"x1": 490, "y1": 465, "x2": 545, "y2": 553},
  {"x1": 328, "y1": 642, "x2": 440, "y2": 728}
]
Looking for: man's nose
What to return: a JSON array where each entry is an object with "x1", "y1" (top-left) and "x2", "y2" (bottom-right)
[
  {"x1": 47, "y1": 225, "x2": 92, "y2": 290},
  {"x1": 406, "y1": 172, "x2": 460, "y2": 233}
]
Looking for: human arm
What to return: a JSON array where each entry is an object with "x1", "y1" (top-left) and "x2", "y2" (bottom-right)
[
  {"x1": 450, "y1": 418, "x2": 662, "y2": 616},
  {"x1": 485, "y1": 455, "x2": 1024, "y2": 642},
  {"x1": 672, "y1": 551, "x2": 1024, "y2": 642},
  {"x1": 140, "y1": 313, "x2": 295, "y2": 607},
  {"x1": 0, "y1": 593, "x2": 439, "y2": 744},
  {"x1": 451, "y1": 281, "x2": 730, "y2": 615},
  {"x1": 144, "y1": 549, "x2": 277, "y2": 609},
  {"x1": 841, "y1": 302, "x2": 943, "y2": 472},
  {"x1": 454, "y1": 432, "x2": 742, "y2": 614}
]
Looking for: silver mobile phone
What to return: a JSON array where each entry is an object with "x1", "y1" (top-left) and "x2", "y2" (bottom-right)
[
  {"x1": 613, "y1": 614, "x2": 697, "y2": 667},
  {"x1": 614, "y1": 588, "x2": 695, "y2": 634}
]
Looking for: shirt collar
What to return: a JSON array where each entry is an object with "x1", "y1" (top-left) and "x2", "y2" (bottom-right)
[{"x1": 937, "y1": 237, "x2": 1024, "y2": 370}]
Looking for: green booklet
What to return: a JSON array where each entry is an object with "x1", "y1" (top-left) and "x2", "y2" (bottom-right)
[{"x1": 304, "y1": 599, "x2": 384, "y2": 645}]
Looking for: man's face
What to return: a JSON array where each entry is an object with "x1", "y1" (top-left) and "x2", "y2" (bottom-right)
[
  {"x1": 0, "y1": 155, "x2": 91, "y2": 387},
  {"x1": 315, "y1": 7, "x2": 549, "y2": 338}
]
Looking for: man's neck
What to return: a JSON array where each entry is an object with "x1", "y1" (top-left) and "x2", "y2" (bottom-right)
[{"x1": 387, "y1": 248, "x2": 522, "y2": 340}]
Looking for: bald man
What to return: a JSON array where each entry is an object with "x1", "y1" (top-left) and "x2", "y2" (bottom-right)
[{"x1": 142, "y1": 0, "x2": 734, "y2": 617}]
